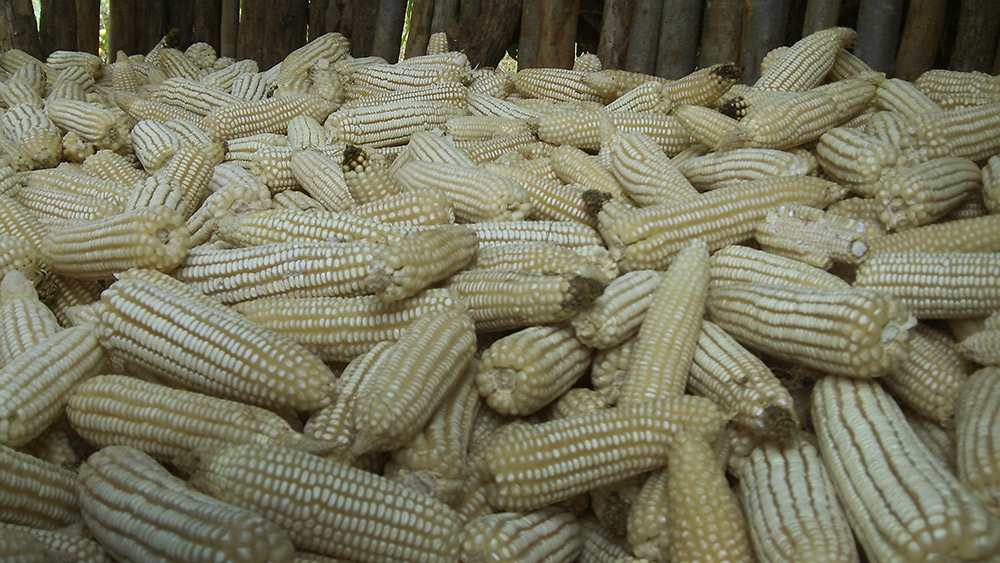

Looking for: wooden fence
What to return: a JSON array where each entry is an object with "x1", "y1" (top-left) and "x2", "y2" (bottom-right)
[{"x1": 2, "y1": 0, "x2": 998, "y2": 83}]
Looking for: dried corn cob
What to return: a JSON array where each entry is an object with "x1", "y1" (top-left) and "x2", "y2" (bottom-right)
[
  {"x1": 734, "y1": 435, "x2": 858, "y2": 563},
  {"x1": 915, "y1": 69, "x2": 1000, "y2": 109},
  {"x1": 1, "y1": 79, "x2": 44, "y2": 108},
  {"x1": 604, "y1": 81, "x2": 666, "y2": 113},
  {"x1": 537, "y1": 110, "x2": 691, "y2": 154},
  {"x1": 753, "y1": 27, "x2": 856, "y2": 91},
  {"x1": 151, "y1": 77, "x2": 242, "y2": 116},
  {"x1": 608, "y1": 131, "x2": 698, "y2": 205},
  {"x1": 0, "y1": 325, "x2": 105, "y2": 447},
  {"x1": 212, "y1": 207, "x2": 394, "y2": 246},
  {"x1": 676, "y1": 147, "x2": 813, "y2": 191},
  {"x1": 812, "y1": 376, "x2": 1000, "y2": 561},
  {"x1": 186, "y1": 178, "x2": 272, "y2": 247},
  {"x1": 156, "y1": 47, "x2": 201, "y2": 79},
  {"x1": 474, "y1": 242, "x2": 616, "y2": 283},
  {"x1": 620, "y1": 241, "x2": 709, "y2": 403},
  {"x1": 910, "y1": 103, "x2": 1000, "y2": 162},
  {"x1": 445, "y1": 269, "x2": 604, "y2": 331},
  {"x1": 324, "y1": 100, "x2": 466, "y2": 148},
  {"x1": 289, "y1": 148, "x2": 356, "y2": 211},
  {"x1": 461, "y1": 508, "x2": 583, "y2": 562},
  {"x1": 584, "y1": 69, "x2": 669, "y2": 101},
  {"x1": 341, "y1": 144, "x2": 402, "y2": 204},
  {"x1": 351, "y1": 308, "x2": 475, "y2": 453},
  {"x1": 0, "y1": 443, "x2": 79, "y2": 529},
  {"x1": 45, "y1": 99, "x2": 129, "y2": 151},
  {"x1": 475, "y1": 325, "x2": 591, "y2": 415},
  {"x1": 42, "y1": 274, "x2": 103, "y2": 327},
  {"x1": 189, "y1": 442, "x2": 463, "y2": 562},
  {"x1": 469, "y1": 220, "x2": 603, "y2": 248},
  {"x1": 481, "y1": 163, "x2": 595, "y2": 226},
  {"x1": 232, "y1": 288, "x2": 465, "y2": 362},
  {"x1": 708, "y1": 244, "x2": 849, "y2": 290},
  {"x1": 285, "y1": 115, "x2": 328, "y2": 147},
  {"x1": 278, "y1": 32, "x2": 351, "y2": 82},
  {"x1": 79, "y1": 445, "x2": 295, "y2": 562},
  {"x1": 875, "y1": 77, "x2": 943, "y2": 117},
  {"x1": 690, "y1": 320, "x2": 798, "y2": 439},
  {"x1": 13, "y1": 183, "x2": 124, "y2": 225},
  {"x1": 341, "y1": 82, "x2": 468, "y2": 110},
  {"x1": 955, "y1": 316, "x2": 1000, "y2": 366},
  {"x1": 956, "y1": 367, "x2": 1000, "y2": 518},
  {"x1": 2, "y1": 104, "x2": 62, "y2": 169},
  {"x1": 815, "y1": 126, "x2": 900, "y2": 194},
  {"x1": 395, "y1": 159, "x2": 532, "y2": 222},
  {"x1": 883, "y1": 324, "x2": 967, "y2": 427},
  {"x1": 367, "y1": 224, "x2": 477, "y2": 301},
  {"x1": 466, "y1": 91, "x2": 544, "y2": 120},
  {"x1": 0, "y1": 270, "x2": 60, "y2": 363},
  {"x1": 512, "y1": 68, "x2": 603, "y2": 102},
  {"x1": 572, "y1": 270, "x2": 661, "y2": 349},
  {"x1": 596, "y1": 175, "x2": 841, "y2": 271},
  {"x1": 346, "y1": 63, "x2": 466, "y2": 98},
  {"x1": 404, "y1": 129, "x2": 476, "y2": 166},
  {"x1": 22, "y1": 164, "x2": 128, "y2": 204},
  {"x1": 662, "y1": 63, "x2": 741, "y2": 107},
  {"x1": 754, "y1": 204, "x2": 871, "y2": 269},
  {"x1": 551, "y1": 144, "x2": 626, "y2": 199},
  {"x1": 1, "y1": 132, "x2": 39, "y2": 170},
  {"x1": 95, "y1": 273, "x2": 337, "y2": 411},
  {"x1": 0, "y1": 522, "x2": 111, "y2": 562},
  {"x1": 547, "y1": 387, "x2": 608, "y2": 419},
  {"x1": 671, "y1": 103, "x2": 742, "y2": 150},
  {"x1": 228, "y1": 72, "x2": 273, "y2": 101},
  {"x1": 707, "y1": 282, "x2": 915, "y2": 378},
  {"x1": 80, "y1": 149, "x2": 148, "y2": 186},
  {"x1": 206, "y1": 93, "x2": 334, "y2": 140},
  {"x1": 481, "y1": 395, "x2": 726, "y2": 511},
  {"x1": 444, "y1": 115, "x2": 533, "y2": 141},
  {"x1": 344, "y1": 187, "x2": 454, "y2": 225},
  {"x1": 854, "y1": 251, "x2": 1000, "y2": 318},
  {"x1": 39, "y1": 205, "x2": 190, "y2": 280},
  {"x1": 0, "y1": 236, "x2": 41, "y2": 290},
  {"x1": 250, "y1": 143, "x2": 343, "y2": 191}
]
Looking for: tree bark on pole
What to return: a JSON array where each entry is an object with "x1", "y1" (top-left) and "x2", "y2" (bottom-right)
[
  {"x1": 517, "y1": 0, "x2": 541, "y2": 68},
  {"x1": 432, "y1": 0, "x2": 461, "y2": 33},
  {"x1": 624, "y1": 0, "x2": 662, "y2": 74},
  {"x1": 192, "y1": 0, "x2": 222, "y2": 50},
  {"x1": 447, "y1": 0, "x2": 522, "y2": 67},
  {"x1": 371, "y1": 0, "x2": 409, "y2": 62},
  {"x1": 948, "y1": 0, "x2": 1000, "y2": 72},
  {"x1": 740, "y1": 0, "x2": 791, "y2": 84},
  {"x1": 405, "y1": 0, "x2": 436, "y2": 57},
  {"x1": 894, "y1": 0, "x2": 947, "y2": 81},
  {"x1": 40, "y1": 0, "x2": 78, "y2": 55},
  {"x1": 139, "y1": 0, "x2": 168, "y2": 53},
  {"x1": 76, "y1": 0, "x2": 100, "y2": 54},
  {"x1": 350, "y1": 0, "x2": 379, "y2": 56},
  {"x1": 220, "y1": 0, "x2": 240, "y2": 58},
  {"x1": 853, "y1": 0, "x2": 904, "y2": 75},
  {"x1": 168, "y1": 0, "x2": 194, "y2": 50},
  {"x1": 655, "y1": 0, "x2": 702, "y2": 78},
  {"x1": 698, "y1": 0, "x2": 743, "y2": 68},
  {"x1": 238, "y1": 0, "x2": 309, "y2": 69},
  {"x1": 109, "y1": 0, "x2": 139, "y2": 57},
  {"x1": 310, "y1": 0, "x2": 330, "y2": 37},
  {"x1": 802, "y1": 0, "x2": 841, "y2": 36},
  {"x1": 327, "y1": 0, "x2": 353, "y2": 42},
  {"x1": 597, "y1": 0, "x2": 632, "y2": 69},
  {"x1": 536, "y1": 0, "x2": 578, "y2": 68}
]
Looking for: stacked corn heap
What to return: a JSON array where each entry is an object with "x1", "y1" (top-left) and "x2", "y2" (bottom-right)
[{"x1": 1, "y1": 23, "x2": 1000, "y2": 562}]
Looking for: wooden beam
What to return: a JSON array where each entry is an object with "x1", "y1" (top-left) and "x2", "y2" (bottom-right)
[
  {"x1": 76, "y1": 0, "x2": 100, "y2": 54},
  {"x1": 894, "y1": 0, "x2": 947, "y2": 81},
  {"x1": 536, "y1": 0, "x2": 578, "y2": 68},
  {"x1": 139, "y1": 0, "x2": 168, "y2": 53},
  {"x1": 432, "y1": 0, "x2": 461, "y2": 33},
  {"x1": 518, "y1": 0, "x2": 541, "y2": 68},
  {"x1": 655, "y1": 0, "x2": 702, "y2": 78},
  {"x1": 109, "y1": 0, "x2": 139, "y2": 56},
  {"x1": 740, "y1": 0, "x2": 791, "y2": 84},
  {"x1": 40, "y1": 0, "x2": 78, "y2": 55},
  {"x1": 220, "y1": 0, "x2": 239, "y2": 57},
  {"x1": 698, "y1": 0, "x2": 743, "y2": 68},
  {"x1": 372, "y1": 0, "x2": 409, "y2": 62},
  {"x1": 597, "y1": 0, "x2": 633, "y2": 69},
  {"x1": 192, "y1": 0, "x2": 222, "y2": 51},
  {"x1": 624, "y1": 0, "x2": 662, "y2": 74},
  {"x1": 238, "y1": 0, "x2": 309, "y2": 69},
  {"x1": 948, "y1": 0, "x2": 1000, "y2": 72},
  {"x1": 447, "y1": 0, "x2": 522, "y2": 67},
  {"x1": 405, "y1": 0, "x2": 436, "y2": 57},
  {"x1": 802, "y1": 0, "x2": 841, "y2": 36},
  {"x1": 853, "y1": 0, "x2": 904, "y2": 75}
]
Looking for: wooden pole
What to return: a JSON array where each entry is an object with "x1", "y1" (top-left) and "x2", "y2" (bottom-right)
[
  {"x1": 168, "y1": 0, "x2": 194, "y2": 50},
  {"x1": 220, "y1": 0, "x2": 239, "y2": 57},
  {"x1": 447, "y1": 0, "x2": 522, "y2": 67},
  {"x1": 40, "y1": 0, "x2": 79, "y2": 55},
  {"x1": 740, "y1": 0, "x2": 791, "y2": 84},
  {"x1": 372, "y1": 0, "x2": 409, "y2": 62},
  {"x1": 76, "y1": 0, "x2": 100, "y2": 54},
  {"x1": 655, "y1": 0, "x2": 702, "y2": 78},
  {"x1": 802, "y1": 0, "x2": 841, "y2": 36},
  {"x1": 350, "y1": 0, "x2": 379, "y2": 56},
  {"x1": 698, "y1": 0, "x2": 743, "y2": 68},
  {"x1": 405, "y1": 0, "x2": 436, "y2": 57},
  {"x1": 624, "y1": 0, "x2": 663, "y2": 74},
  {"x1": 536, "y1": 0, "x2": 578, "y2": 68},
  {"x1": 310, "y1": 0, "x2": 330, "y2": 37},
  {"x1": 432, "y1": 0, "x2": 461, "y2": 33},
  {"x1": 192, "y1": 0, "x2": 222, "y2": 51},
  {"x1": 894, "y1": 0, "x2": 947, "y2": 81},
  {"x1": 109, "y1": 0, "x2": 139, "y2": 57},
  {"x1": 948, "y1": 0, "x2": 1000, "y2": 72},
  {"x1": 597, "y1": 0, "x2": 632, "y2": 69},
  {"x1": 139, "y1": 0, "x2": 167, "y2": 53},
  {"x1": 853, "y1": 0, "x2": 904, "y2": 75},
  {"x1": 517, "y1": 0, "x2": 541, "y2": 68}
]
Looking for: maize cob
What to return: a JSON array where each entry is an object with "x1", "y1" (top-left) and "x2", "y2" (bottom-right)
[
  {"x1": 584, "y1": 69, "x2": 669, "y2": 101},
  {"x1": 212, "y1": 207, "x2": 394, "y2": 246},
  {"x1": 854, "y1": 251, "x2": 1000, "y2": 318},
  {"x1": 341, "y1": 144, "x2": 402, "y2": 203},
  {"x1": 982, "y1": 154, "x2": 1000, "y2": 213},
  {"x1": 206, "y1": 94, "x2": 334, "y2": 140},
  {"x1": 623, "y1": 469, "x2": 669, "y2": 559},
  {"x1": 608, "y1": 131, "x2": 698, "y2": 206},
  {"x1": 351, "y1": 308, "x2": 475, "y2": 454},
  {"x1": 1, "y1": 78, "x2": 44, "y2": 108},
  {"x1": 588, "y1": 474, "x2": 642, "y2": 536},
  {"x1": 2, "y1": 104, "x2": 62, "y2": 168},
  {"x1": 367, "y1": 224, "x2": 477, "y2": 301},
  {"x1": 191, "y1": 442, "x2": 463, "y2": 561},
  {"x1": 41, "y1": 274, "x2": 103, "y2": 327},
  {"x1": 825, "y1": 196, "x2": 889, "y2": 232},
  {"x1": 461, "y1": 508, "x2": 583, "y2": 562},
  {"x1": 707, "y1": 282, "x2": 915, "y2": 378},
  {"x1": 690, "y1": 320, "x2": 798, "y2": 439},
  {"x1": 79, "y1": 445, "x2": 295, "y2": 562},
  {"x1": 604, "y1": 81, "x2": 667, "y2": 113},
  {"x1": 45, "y1": 98, "x2": 129, "y2": 151},
  {"x1": 151, "y1": 77, "x2": 242, "y2": 116},
  {"x1": 812, "y1": 375, "x2": 1000, "y2": 561},
  {"x1": 229, "y1": 72, "x2": 273, "y2": 101},
  {"x1": 66, "y1": 374, "x2": 328, "y2": 466},
  {"x1": 186, "y1": 178, "x2": 272, "y2": 247},
  {"x1": 0, "y1": 270, "x2": 60, "y2": 363},
  {"x1": 469, "y1": 219, "x2": 603, "y2": 248},
  {"x1": 708, "y1": 244, "x2": 850, "y2": 290},
  {"x1": 0, "y1": 522, "x2": 111, "y2": 562},
  {"x1": 620, "y1": 241, "x2": 709, "y2": 403},
  {"x1": 0, "y1": 324, "x2": 105, "y2": 446},
  {"x1": 395, "y1": 159, "x2": 532, "y2": 222},
  {"x1": 0, "y1": 443, "x2": 80, "y2": 529},
  {"x1": 0, "y1": 236, "x2": 41, "y2": 290},
  {"x1": 404, "y1": 129, "x2": 476, "y2": 166},
  {"x1": 171, "y1": 240, "x2": 380, "y2": 303},
  {"x1": 676, "y1": 147, "x2": 813, "y2": 191},
  {"x1": 537, "y1": 110, "x2": 692, "y2": 154},
  {"x1": 445, "y1": 268, "x2": 604, "y2": 331},
  {"x1": 910, "y1": 103, "x2": 1000, "y2": 162},
  {"x1": 444, "y1": 115, "x2": 533, "y2": 142},
  {"x1": 80, "y1": 149, "x2": 148, "y2": 186},
  {"x1": 344, "y1": 186, "x2": 454, "y2": 225},
  {"x1": 324, "y1": 100, "x2": 466, "y2": 148},
  {"x1": 905, "y1": 408, "x2": 959, "y2": 475},
  {"x1": 1, "y1": 132, "x2": 39, "y2": 171},
  {"x1": 481, "y1": 395, "x2": 726, "y2": 511},
  {"x1": 222, "y1": 132, "x2": 288, "y2": 165},
  {"x1": 95, "y1": 273, "x2": 337, "y2": 411},
  {"x1": 572, "y1": 270, "x2": 660, "y2": 349},
  {"x1": 156, "y1": 47, "x2": 201, "y2": 79},
  {"x1": 474, "y1": 242, "x2": 616, "y2": 283},
  {"x1": 467, "y1": 68, "x2": 513, "y2": 97},
  {"x1": 754, "y1": 204, "x2": 871, "y2": 269},
  {"x1": 475, "y1": 325, "x2": 591, "y2": 415},
  {"x1": 12, "y1": 183, "x2": 123, "y2": 225},
  {"x1": 915, "y1": 69, "x2": 1000, "y2": 109},
  {"x1": 580, "y1": 515, "x2": 633, "y2": 562},
  {"x1": 185, "y1": 41, "x2": 217, "y2": 68},
  {"x1": 671, "y1": 103, "x2": 742, "y2": 149},
  {"x1": 250, "y1": 143, "x2": 343, "y2": 191},
  {"x1": 271, "y1": 189, "x2": 327, "y2": 211},
  {"x1": 22, "y1": 164, "x2": 128, "y2": 204},
  {"x1": 0, "y1": 50, "x2": 49, "y2": 82},
  {"x1": 956, "y1": 367, "x2": 1000, "y2": 518},
  {"x1": 341, "y1": 82, "x2": 468, "y2": 110},
  {"x1": 285, "y1": 114, "x2": 328, "y2": 147},
  {"x1": 466, "y1": 91, "x2": 544, "y2": 120},
  {"x1": 232, "y1": 288, "x2": 465, "y2": 362},
  {"x1": 346, "y1": 63, "x2": 466, "y2": 98},
  {"x1": 596, "y1": 175, "x2": 842, "y2": 271},
  {"x1": 114, "y1": 91, "x2": 207, "y2": 128},
  {"x1": 512, "y1": 68, "x2": 603, "y2": 102},
  {"x1": 875, "y1": 157, "x2": 982, "y2": 230},
  {"x1": 278, "y1": 32, "x2": 351, "y2": 82},
  {"x1": 882, "y1": 324, "x2": 967, "y2": 427},
  {"x1": 734, "y1": 434, "x2": 858, "y2": 563},
  {"x1": 661, "y1": 63, "x2": 741, "y2": 107},
  {"x1": 289, "y1": 148, "x2": 356, "y2": 211},
  {"x1": 201, "y1": 57, "x2": 257, "y2": 89},
  {"x1": 39, "y1": 205, "x2": 190, "y2": 280},
  {"x1": 815, "y1": 126, "x2": 900, "y2": 194},
  {"x1": 955, "y1": 314, "x2": 1000, "y2": 366},
  {"x1": 754, "y1": 28, "x2": 856, "y2": 91},
  {"x1": 163, "y1": 118, "x2": 225, "y2": 164},
  {"x1": 481, "y1": 163, "x2": 595, "y2": 226},
  {"x1": 875, "y1": 77, "x2": 943, "y2": 117},
  {"x1": 551, "y1": 144, "x2": 626, "y2": 199},
  {"x1": 547, "y1": 387, "x2": 609, "y2": 419}
]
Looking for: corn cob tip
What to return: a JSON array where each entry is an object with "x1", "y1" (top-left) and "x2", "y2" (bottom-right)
[
  {"x1": 342, "y1": 144, "x2": 365, "y2": 169},
  {"x1": 564, "y1": 274, "x2": 606, "y2": 310},
  {"x1": 762, "y1": 404, "x2": 800, "y2": 442},
  {"x1": 582, "y1": 189, "x2": 613, "y2": 217},
  {"x1": 718, "y1": 97, "x2": 746, "y2": 120},
  {"x1": 713, "y1": 63, "x2": 742, "y2": 81}
]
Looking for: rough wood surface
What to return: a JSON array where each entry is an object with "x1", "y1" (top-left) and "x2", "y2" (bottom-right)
[
  {"x1": 76, "y1": 0, "x2": 99, "y2": 54},
  {"x1": 802, "y1": 0, "x2": 841, "y2": 35},
  {"x1": 948, "y1": 0, "x2": 1000, "y2": 72},
  {"x1": 109, "y1": 0, "x2": 139, "y2": 56},
  {"x1": 698, "y1": 0, "x2": 743, "y2": 68},
  {"x1": 740, "y1": 0, "x2": 791, "y2": 84},
  {"x1": 238, "y1": 0, "x2": 308, "y2": 69},
  {"x1": 192, "y1": 0, "x2": 222, "y2": 50},
  {"x1": 655, "y1": 0, "x2": 702, "y2": 78},
  {"x1": 597, "y1": 0, "x2": 633, "y2": 69},
  {"x1": 854, "y1": 0, "x2": 905, "y2": 75},
  {"x1": 536, "y1": 0, "x2": 578, "y2": 68},
  {"x1": 894, "y1": 0, "x2": 947, "y2": 81},
  {"x1": 372, "y1": 0, "x2": 409, "y2": 62},
  {"x1": 404, "y1": 0, "x2": 436, "y2": 57},
  {"x1": 448, "y1": 0, "x2": 522, "y2": 67},
  {"x1": 40, "y1": 0, "x2": 78, "y2": 55},
  {"x1": 624, "y1": 0, "x2": 662, "y2": 74}
]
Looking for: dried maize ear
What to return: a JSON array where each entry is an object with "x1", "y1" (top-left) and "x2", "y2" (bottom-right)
[
  {"x1": 95, "y1": 274, "x2": 337, "y2": 411},
  {"x1": 367, "y1": 224, "x2": 477, "y2": 301},
  {"x1": 66, "y1": 375, "x2": 327, "y2": 466},
  {"x1": 475, "y1": 242, "x2": 616, "y2": 283},
  {"x1": 341, "y1": 144, "x2": 402, "y2": 204},
  {"x1": 324, "y1": 100, "x2": 465, "y2": 148},
  {"x1": 285, "y1": 114, "x2": 328, "y2": 147},
  {"x1": 753, "y1": 28, "x2": 856, "y2": 92},
  {"x1": 271, "y1": 189, "x2": 327, "y2": 211},
  {"x1": 854, "y1": 251, "x2": 1000, "y2": 318},
  {"x1": 915, "y1": 69, "x2": 1000, "y2": 109},
  {"x1": 346, "y1": 64, "x2": 466, "y2": 99},
  {"x1": 0, "y1": 522, "x2": 111, "y2": 562},
  {"x1": 206, "y1": 93, "x2": 333, "y2": 140},
  {"x1": 151, "y1": 77, "x2": 242, "y2": 116},
  {"x1": 228, "y1": 72, "x2": 273, "y2": 102},
  {"x1": 164, "y1": 118, "x2": 225, "y2": 164},
  {"x1": 583, "y1": 69, "x2": 668, "y2": 101},
  {"x1": 596, "y1": 175, "x2": 842, "y2": 271},
  {"x1": 39, "y1": 205, "x2": 190, "y2": 280},
  {"x1": 955, "y1": 321, "x2": 1000, "y2": 366},
  {"x1": 707, "y1": 282, "x2": 915, "y2": 378},
  {"x1": 882, "y1": 324, "x2": 967, "y2": 427},
  {"x1": 620, "y1": 241, "x2": 708, "y2": 403},
  {"x1": 604, "y1": 81, "x2": 667, "y2": 113},
  {"x1": 481, "y1": 395, "x2": 726, "y2": 511},
  {"x1": 690, "y1": 320, "x2": 798, "y2": 439},
  {"x1": 538, "y1": 110, "x2": 692, "y2": 154},
  {"x1": 289, "y1": 148, "x2": 356, "y2": 211},
  {"x1": 608, "y1": 131, "x2": 698, "y2": 205},
  {"x1": 404, "y1": 129, "x2": 476, "y2": 166},
  {"x1": 2, "y1": 104, "x2": 62, "y2": 169},
  {"x1": 815, "y1": 126, "x2": 900, "y2": 194},
  {"x1": 79, "y1": 445, "x2": 295, "y2": 562},
  {"x1": 351, "y1": 308, "x2": 475, "y2": 453},
  {"x1": 278, "y1": 32, "x2": 350, "y2": 82},
  {"x1": 475, "y1": 325, "x2": 591, "y2": 415},
  {"x1": 212, "y1": 207, "x2": 394, "y2": 246},
  {"x1": 191, "y1": 442, "x2": 463, "y2": 562},
  {"x1": 676, "y1": 147, "x2": 814, "y2": 191},
  {"x1": 469, "y1": 219, "x2": 603, "y2": 249},
  {"x1": 223, "y1": 132, "x2": 288, "y2": 165},
  {"x1": 250, "y1": 143, "x2": 343, "y2": 191},
  {"x1": 910, "y1": 103, "x2": 1000, "y2": 162},
  {"x1": 956, "y1": 367, "x2": 1000, "y2": 518},
  {"x1": 445, "y1": 115, "x2": 534, "y2": 142},
  {"x1": 551, "y1": 144, "x2": 626, "y2": 199},
  {"x1": 754, "y1": 204, "x2": 871, "y2": 269},
  {"x1": 0, "y1": 270, "x2": 60, "y2": 363},
  {"x1": 512, "y1": 68, "x2": 602, "y2": 103},
  {"x1": 662, "y1": 63, "x2": 741, "y2": 107},
  {"x1": 0, "y1": 132, "x2": 38, "y2": 171},
  {"x1": 708, "y1": 244, "x2": 849, "y2": 292},
  {"x1": 41, "y1": 274, "x2": 103, "y2": 327},
  {"x1": 11, "y1": 183, "x2": 123, "y2": 225},
  {"x1": 812, "y1": 375, "x2": 1000, "y2": 561},
  {"x1": 581, "y1": 515, "x2": 634, "y2": 562},
  {"x1": 874, "y1": 157, "x2": 982, "y2": 230},
  {"x1": 466, "y1": 91, "x2": 543, "y2": 120},
  {"x1": 156, "y1": 47, "x2": 201, "y2": 79},
  {"x1": 671, "y1": 103, "x2": 742, "y2": 150},
  {"x1": 344, "y1": 187, "x2": 454, "y2": 225},
  {"x1": 461, "y1": 508, "x2": 583, "y2": 562},
  {"x1": 547, "y1": 387, "x2": 609, "y2": 420},
  {"x1": 395, "y1": 159, "x2": 532, "y2": 222},
  {"x1": 45, "y1": 99, "x2": 128, "y2": 151},
  {"x1": 0, "y1": 443, "x2": 79, "y2": 529},
  {"x1": 734, "y1": 434, "x2": 858, "y2": 563},
  {"x1": 22, "y1": 164, "x2": 128, "y2": 206},
  {"x1": 875, "y1": 77, "x2": 942, "y2": 117},
  {"x1": 341, "y1": 82, "x2": 468, "y2": 110},
  {"x1": 186, "y1": 178, "x2": 272, "y2": 247},
  {"x1": 1, "y1": 78, "x2": 44, "y2": 108},
  {"x1": 445, "y1": 268, "x2": 604, "y2": 331},
  {"x1": 80, "y1": 149, "x2": 147, "y2": 186},
  {"x1": 481, "y1": 163, "x2": 595, "y2": 227},
  {"x1": 0, "y1": 236, "x2": 41, "y2": 290}
]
